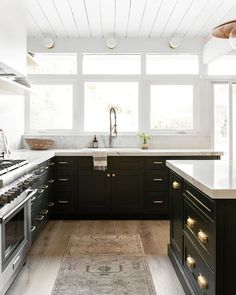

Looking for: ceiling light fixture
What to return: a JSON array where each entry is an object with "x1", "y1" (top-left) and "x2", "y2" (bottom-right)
[
  {"x1": 212, "y1": 20, "x2": 236, "y2": 49},
  {"x1": 169, "y1": 37, "x2": 181, "y2": 49},
  {"x1": 43, "y1": 37, "x2": 55, "y2": 49},
  {"x1": 106, "y1": 38, "x2": 117, "y2": 49}
]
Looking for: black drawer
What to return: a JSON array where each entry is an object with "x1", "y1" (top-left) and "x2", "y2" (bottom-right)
[
  {"x1": 53, "y1": 191, "x2": 74, "y2": 213},
  {"x1": 184, "y1": 233, "x2": 215, "y2": 295},
  {"x1": 77, "y1": 156, "x2": 93, "y2": 169},
  {"x1": 146, "y1": 158, "x2": 167, "y2": 170},
  {"x1": 111, "y1": 157, "x2": 144, "y2": 170},
  {"x1": 184, "y1": 182, "x2": 216, "y2": 222},
  {"x1": 146, "y1": 170, "x2": 169, "y2": 191},
  {"x1": 184, "y1": 199, "x2": 215, "y2": 270},
  {"x1": 54, "y1": 157, "x2": 76, "y2": 168},
  {"x1": 53, "y1": 170, "x2": 75, "y2": 190},
  {"x1": 147, "y1": 192, "x2": 169, "y2": 213}
]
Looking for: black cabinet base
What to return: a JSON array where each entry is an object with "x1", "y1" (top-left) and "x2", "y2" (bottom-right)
[
  {"x1": 51, "y1": 213, "x2": 169, "y2": 220},
  {"x1": 168, "y1": 244, "x2": 197, "y2": 295}
]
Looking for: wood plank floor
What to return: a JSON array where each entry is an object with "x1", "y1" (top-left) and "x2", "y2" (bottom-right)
[{"x1": 6, "y1": 220, "x2": 185, "y2": 295}]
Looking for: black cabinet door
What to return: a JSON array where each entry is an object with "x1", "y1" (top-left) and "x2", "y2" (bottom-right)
[
  {"x1": 170, "y1": 172, "x2": 184, "y2": 263},
  {"x1": 111, "y1": 170, "x2": 143, "y2": 213},
  {"x1": 78, "y1": 171, "x2": 110, "y2": 213}
]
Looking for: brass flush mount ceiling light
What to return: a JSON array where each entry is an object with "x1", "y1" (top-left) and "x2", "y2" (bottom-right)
[{"x1": 212, "y1": 20, "x2": 236, "y2": 49}]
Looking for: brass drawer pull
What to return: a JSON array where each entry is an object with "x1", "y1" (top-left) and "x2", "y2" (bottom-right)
[
  {"x1": 153, "y1": 178, "x2": 163, "y2": 182},
  {"x1": 41, "y1": 209, "x2": 49, "y2": 215},
  {"x1": 197, "y1": 274, "x2": 208, "y2": 290},
  {"x1": 31, "y1": 226, "x2": 36, "y2": 232},
  {"x1": 172, "y1": 181, "x2": 181, "y2": 189},
  {"x1": 48, "y1": 202, "x2": 55, "y2": 207},
  {"x1": 58, "y1": 200, "x2": 69, "y2": 204},
  {"x1": 187, "y1": 255, "x2": 196, "y2": 269},
  {"x1": 49, "y1": 162, "x2": 55, "y2": 166},
  {"x1": 48, "y1": 179, "x2": 55, "y2": 184},
  {"x1": 106, "y1": 173, "x2": 111, "y2": 178},
  {"x1": 198, "y1": 230, "x2": 208, "y2": 244},
  {"x1": 58, "y1": 178, "x2": 69, "y2": 182},
  {"x1": 186, "y1": 217, "x2": 196, "y2": 229},
  {"x1": 153, "y1": 200, "x2": 163, "y2": 204},
  {"x1": 42, "y1": 185, "x2": 49, "y2": 189},
  {"x1": 38, "y1": 189, "x2": 44, "y2": 194},
  {"x1": 58, "y1": 161, "x2": 69, "y2": 164},
  {"x1": 112, "y1": 173, "x2": 116, "y2": 177},
  {"x1": 153, "y1": 161, "x2": 163, "y2": 165},
  {"x1": 36, "y1": 215, "x2": 44, "y2": 221},
  {"x1": 31, "y1": 196, "x2": 36, "y2": 202}
]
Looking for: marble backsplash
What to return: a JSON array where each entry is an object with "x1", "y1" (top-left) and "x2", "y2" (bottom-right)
[{"x1": 22, "y1": 134, "x2": 212, "y2": 150}]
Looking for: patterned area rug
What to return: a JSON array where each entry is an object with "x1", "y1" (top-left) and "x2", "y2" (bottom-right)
[{"x1": 51, "y1": 234, "x2": 157, "y2": 295}]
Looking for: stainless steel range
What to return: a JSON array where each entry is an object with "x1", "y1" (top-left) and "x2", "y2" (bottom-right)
[
  {"x1": 0, "y1": 160, "x2": 38, "y2": 295},
  {"x1": 0, "y1": 159, "x2": 28, "y2": 176}
]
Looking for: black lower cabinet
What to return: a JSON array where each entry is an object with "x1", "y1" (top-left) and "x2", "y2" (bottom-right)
[
  {"x1": 111, "y1": 170, "x2": 143, "y2": 213},
  {"x1": 168, "y1": 170, "x2": 236, "y2": 295},
  {"x1": 78, "y1": 171, "x2": 110, "y2": 213}
]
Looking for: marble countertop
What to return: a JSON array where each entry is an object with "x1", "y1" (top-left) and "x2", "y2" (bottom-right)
[
  {"x1": 0, "y1": 148, "x2": 223, "y2": 188},
  {"x1": 166, "y1": 160, "x2": 236, "y2": 199}
]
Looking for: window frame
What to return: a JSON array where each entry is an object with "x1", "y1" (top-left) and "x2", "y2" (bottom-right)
[{"x1": 26, "y1": 76, "x2": 78, "y2": 134}]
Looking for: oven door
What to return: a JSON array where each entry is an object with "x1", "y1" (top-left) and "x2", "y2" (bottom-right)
[{"x1": 1, "y1": 199, "x2": 30, "y2": 270}]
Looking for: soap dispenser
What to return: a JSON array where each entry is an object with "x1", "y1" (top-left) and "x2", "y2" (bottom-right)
[{"x1": 92, "y1": 135, "x2": 98, "y2": 148}]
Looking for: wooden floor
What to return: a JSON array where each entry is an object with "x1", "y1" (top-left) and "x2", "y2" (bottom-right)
[{"x1": 6, "y1": 220, "x2": 185, "y2": 295}]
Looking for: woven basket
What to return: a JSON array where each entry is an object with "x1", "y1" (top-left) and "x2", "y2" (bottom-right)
[{"x1": 25, "y1": 138, "x2": 54, "y2": 150}]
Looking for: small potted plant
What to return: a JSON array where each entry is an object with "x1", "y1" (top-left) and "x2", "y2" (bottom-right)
[{"x1": 137, "y1": 133, "x2": 152, "y2": 149}]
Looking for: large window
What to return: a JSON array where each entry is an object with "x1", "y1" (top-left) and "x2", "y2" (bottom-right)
[
  {"x1": 84, "y1": 82, "x2": 138, "y2": 132},
  {"x1": 146, "y1": 55, "x2": 199, "y2": 75},
  {"x1": 27, "y1": 53, "x2": 201, "y2": 135},
  {"x1": 29, "y1": 83, "x2": 74, "y2": 130},
  {"x1": 150, "y1": 84, "x2": 194, "y2": 131},
  {"x1": 83, "y1": 55, "x2": 141, "y2": 75}
]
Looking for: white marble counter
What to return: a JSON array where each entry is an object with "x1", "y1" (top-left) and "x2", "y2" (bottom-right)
[
  {"x1": 166, "y1": 160, "x2": 236, "y2": 199},
  {"x1": 0, "y1": 148, "x2": 223, "y2": 188}
]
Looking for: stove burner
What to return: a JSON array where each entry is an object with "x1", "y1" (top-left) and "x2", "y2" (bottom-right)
[{"x1": 0, "y1": 159, "x2": 28, "y2": 176}]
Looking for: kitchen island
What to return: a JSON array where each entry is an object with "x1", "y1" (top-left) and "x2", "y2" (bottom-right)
[{"x1": 166, "y1": 159, "x2": 236, "y2": 295}]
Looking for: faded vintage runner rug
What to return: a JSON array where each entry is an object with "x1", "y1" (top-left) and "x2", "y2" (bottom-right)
[{"x1": 51, "y1": 234, "x2": 156, "y2": 295}]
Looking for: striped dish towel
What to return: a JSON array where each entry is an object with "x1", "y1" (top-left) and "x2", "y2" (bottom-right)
[{"x1": 93, "y1": 151, "x2": 107, "y2": 171}]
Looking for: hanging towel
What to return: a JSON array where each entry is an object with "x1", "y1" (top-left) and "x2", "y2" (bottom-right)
[{"x1": 93, "y1": 151, "x2": 107, "y2": 171}]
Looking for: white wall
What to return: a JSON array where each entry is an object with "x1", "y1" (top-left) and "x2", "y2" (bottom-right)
[{"x1": 0, "y1": 95, "x2": 25, "y2": 151}]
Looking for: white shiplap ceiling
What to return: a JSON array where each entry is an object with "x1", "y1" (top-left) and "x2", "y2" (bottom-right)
[{"x1": 26, "y1": 0, "x2": 236, "y2": 39}]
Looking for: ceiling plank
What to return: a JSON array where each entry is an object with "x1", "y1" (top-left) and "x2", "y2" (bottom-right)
[
  {"x1": 37, "y1": 0, "x2": 68, "y2": 38},
  {"x1": 115, "y1": 0, "x2": 131, "y2": 38},
  {"x1": 139, "y1": 0, "x2": 162, "y2": 38},
  {"x1": 52, "y1": 0, "x2": 80, "y2": 38},
  {"x1": 26, "y1": 10, "x2": 44, "y2": 38},
  {"x1": 161, "y1": 0, "x2": 194, "y2": 38},
  {"x1": 84, "y1": 0, "x2": 102, "y2": 38},
  {"x1": 184, "y1": 0, "x2": 223, "y2": 38},
  {"x1": 127, "y1": 0, "x2": 148, "y2": 37},
  {"x1": 100, "y1": 0, "x2": 115, "y2": 38},
  {"x1": 26, "y1": 0, "x2": 55, "y2": 37},
  {"x1": 150, "y1": 0, "x2": 179, "y2": 37}
]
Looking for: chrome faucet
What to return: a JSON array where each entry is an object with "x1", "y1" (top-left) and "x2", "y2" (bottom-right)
[{"x1": 109, "y1": 107, "x2": 117, "y2": 148}]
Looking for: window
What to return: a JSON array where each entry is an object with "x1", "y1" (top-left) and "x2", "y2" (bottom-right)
[
  {"x1": 208, "y1": 55, "x2": 236, "y2": 75},
  {"x1": 146, "y1": 55, "x2": 199, "y2": 74},
  {"x1": 28, "y1": 54, "x2": 77, "y2": 74},
  {"x1": 84, "y1": 82, "x2": 138, "y2": 132},
  {"x1": 29, "y1": 84, "x2": 73, "y2": 130},
  {"x1": 150, "y1": 84, "x2": 194, "y2": 131},
  {"x1": 83, "y1": 55, "x2": 141, "y2": 74}
]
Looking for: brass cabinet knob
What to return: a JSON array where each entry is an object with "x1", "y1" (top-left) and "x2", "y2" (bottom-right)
[
  {"x1": 197, "y1": 274, "x2": 208, "y2": 290},
  {"x1": 112, "y1": 173, "x2": 116, "y2": 177},
  {"x1": 187, "y1": 255, "x2": 196, "y2": 269},
  {"x1": 186, "y1": 217, "x2": 196, "y2": 229},
  {"x1": 172, "y1": 181, "x2": 181, "y2": 189},
  {"x1": 106, "y1": 173, "x2": 111, "y2": 178},
  {"x1": 198, "y1": 230, "x2": 208, "y2": 244}
]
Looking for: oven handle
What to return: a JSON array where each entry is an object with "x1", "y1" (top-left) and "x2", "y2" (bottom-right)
[{"x1": 1, "y1": 189, "x2": 37, "y2": 223}]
